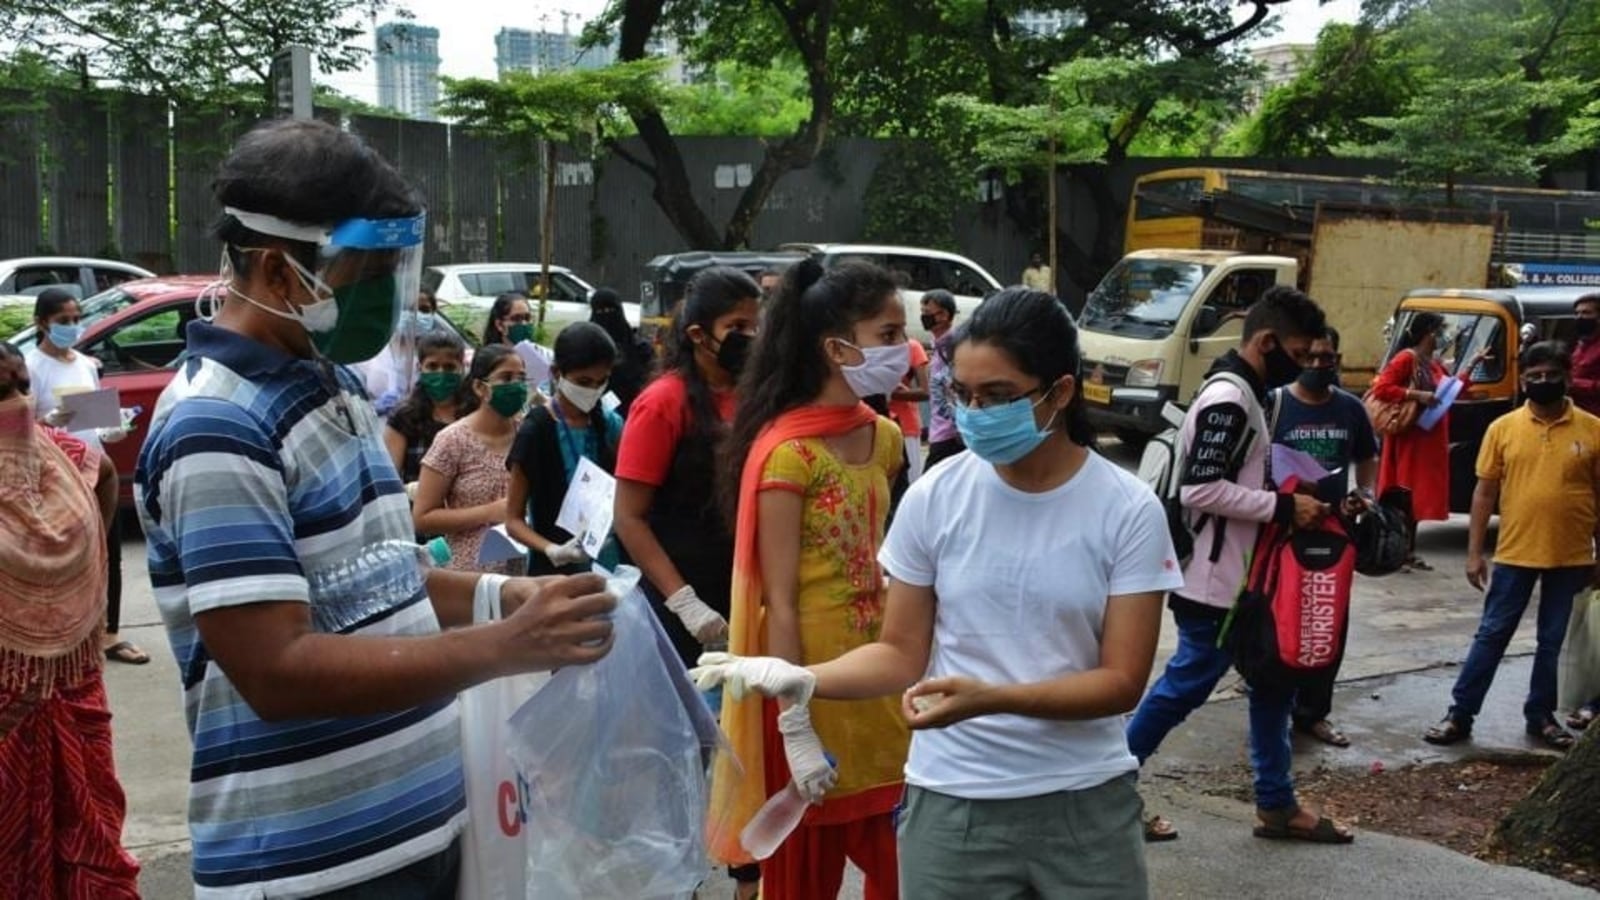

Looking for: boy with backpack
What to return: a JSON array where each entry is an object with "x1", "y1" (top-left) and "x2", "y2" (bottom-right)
[{"x1": 1126, "y1": 286, "x2": 1356, "y2": 845}]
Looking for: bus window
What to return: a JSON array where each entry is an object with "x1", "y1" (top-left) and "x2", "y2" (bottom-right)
[{"x1": 1133, "y1": 177, "x2": 1205, "y2": 220}]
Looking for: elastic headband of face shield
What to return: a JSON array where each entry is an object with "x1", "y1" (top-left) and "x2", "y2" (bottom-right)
[{"x1": 222, "y1": 206, "x2": 429, "y2": 366}]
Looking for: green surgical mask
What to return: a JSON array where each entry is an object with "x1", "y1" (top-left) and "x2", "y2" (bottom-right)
[
  {"x1": 419, "y1": 371, "x2": 463, "y2": 402},
  {"x1": 313, "y1": 275, "x2": 399, "y2": 364},
  {"x1": 506, "y1": 322, "x2": 535, "y2": 344},
  {"x1": 486, "y1": 380, "x2": 529, "y2": 417}
]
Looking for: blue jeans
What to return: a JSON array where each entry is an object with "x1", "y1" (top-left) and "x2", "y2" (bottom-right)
[
  {"x1": 1448, "y1": 563, "x2": 1589, "y2": 727},
  {"x1": 1127, "y1": 603, "x2": 1297, "y2": 811}
]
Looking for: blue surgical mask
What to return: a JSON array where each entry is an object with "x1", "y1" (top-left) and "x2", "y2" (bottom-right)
[
  {"x1": 953, "y1": 390, "x2": 1058, "y2": 466},
  {"x1": 48, "y1": 322, "x2": 83, "y2": 348},
  {"x1": 416, "y1": 312, "x2": 437, "y2": 332}
]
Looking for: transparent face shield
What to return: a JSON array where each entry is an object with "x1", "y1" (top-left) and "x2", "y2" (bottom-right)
[{"x1": 312, "y1": 215, "x2": 428, "y2": 366}]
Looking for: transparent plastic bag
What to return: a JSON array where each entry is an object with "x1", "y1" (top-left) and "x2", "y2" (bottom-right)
[{"x1": 506, "y1": 565, "x2": 721, "y2": 899}]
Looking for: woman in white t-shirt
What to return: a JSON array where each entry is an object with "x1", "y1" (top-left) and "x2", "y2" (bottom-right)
[
  {"x1": 693, "y1": 288, "x2": 1182, "y2": 898},
  {"x1": 24, "y1": 288, "x2": 149, "y2": 666}
]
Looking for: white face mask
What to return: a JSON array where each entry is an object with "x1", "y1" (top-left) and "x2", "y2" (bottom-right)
[
  {"x1": 558, "y1": 378, "x2": 606, "y2": 413},
  {"x1": 836, "y1": 340, "x2": 909, "y2": 399},
  {"x1": 226, "y1": 246, "x2": 339, "y2": 334}
]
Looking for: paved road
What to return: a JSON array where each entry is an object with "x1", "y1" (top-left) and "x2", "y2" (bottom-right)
[{"x1": 106, "y1": 439, "x2": 1574, "y2": 898}]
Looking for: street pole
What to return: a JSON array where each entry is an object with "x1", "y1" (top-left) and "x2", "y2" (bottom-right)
[
  {"x1": 270, "y1": 45, "x2": 313, "y2": 119},
  {"x1": 1047, "y1": 100, "x2": 1058, "y2": 296}
]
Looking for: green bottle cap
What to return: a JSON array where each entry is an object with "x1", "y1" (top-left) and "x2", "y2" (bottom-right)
[{"x1": 424, "y1": 536, "x2": 452, "y2": 567}]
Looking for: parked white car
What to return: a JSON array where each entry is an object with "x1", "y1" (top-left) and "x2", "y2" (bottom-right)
[
  {"x1": 779, "y1": 243, "x2": 1002, "y2": 344},
  {"x1": 424, "y1": 263, "x2": 639, "y2": 342},
  {"x1": 0, "y1": 256, "x2": 155, "y2": 303}
]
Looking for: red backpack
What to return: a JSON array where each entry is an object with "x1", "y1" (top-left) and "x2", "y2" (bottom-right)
[{"x1": 1223, "y1": 476, "x2": 1355, "y2": 685}]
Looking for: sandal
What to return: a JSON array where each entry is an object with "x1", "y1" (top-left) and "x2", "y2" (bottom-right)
[
  {"x1": 103, "y1": 640, "x2": 150, "y2": 665},
  {"x1": 1422, "y1": 716, "x2": 1472, "y2": 745},
  {"x1": 1296, "y1": 719, "x2": 1351, "y2": 748},
  {"x1": 1406, "y1": 555, "x2": 1434, "y2": 572},
  {"x1": 1143, "y1": 814, "x2": 1179, "y2": 843},
  {"x1": 1253, "y1": 805, "x2": 1354, "y2": 844},
  {"x1": 1566, "y1": 705, "x2": 1597, "y2": 731},
  {"x1": 1527, "y1": 720, "x2": 1575, "y2": 751}
]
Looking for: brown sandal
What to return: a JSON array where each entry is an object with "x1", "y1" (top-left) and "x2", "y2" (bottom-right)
[
  {"x1": 1527, "y1": 720, "x2": 1575, "y2": 750},
  {"x1": 1566, "y1": 705, "x2": 1597, "y2": 731},
  {"x1": 1143, "y1": 814, "x2": 1179, "y2": 842},
  {"x1": 1253, "y1": 806, "x2": 1354, "y2": 844},
  {"x1": 1296, "y1": 719, "x2": 1351, "y2": 747}
]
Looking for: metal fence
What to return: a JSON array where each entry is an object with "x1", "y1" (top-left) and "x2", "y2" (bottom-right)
[{"x1": 6, "y1": 90, "x2": 1590, "y2": 301}]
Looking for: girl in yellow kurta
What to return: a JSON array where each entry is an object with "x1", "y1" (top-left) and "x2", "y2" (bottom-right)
[{"x1": 713, "y1": 258, "x2": 912, "y2": 900}]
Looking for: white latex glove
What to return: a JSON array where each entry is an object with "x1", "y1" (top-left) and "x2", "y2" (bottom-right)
[
  {"x1": 543, "y1": 537, "x2": 589, "y2": 567},
  {"x1": 42, "y1": 407, "x2": 74, "y2": 428},
  {"x1": 689, "y1": 652, "x2": 815, "y2": 705},
  {"x1": 777, "y1": 703, "x2": 838, "y2": 803},
  {"x1": 666, "y1": 585, "x2": 729, "y2": 644},
  {"x1": 97, "y1": 426, "x2": 129, "y2": 444}
]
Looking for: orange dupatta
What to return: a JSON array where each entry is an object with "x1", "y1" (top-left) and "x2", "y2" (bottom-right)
[{"x1": 706, "y1": 401, "x2": 879, "y2": 865}]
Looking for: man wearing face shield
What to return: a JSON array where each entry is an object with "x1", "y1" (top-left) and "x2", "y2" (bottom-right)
[{"x1": 134, "y1": 120, "x2": 616, "y2": 899}]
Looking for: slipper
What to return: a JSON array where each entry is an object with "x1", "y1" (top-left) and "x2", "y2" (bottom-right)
[
  {"x1": 1296, "y1": 719, "x2": 1351, "y2": 747},
  {"x1": 1143, "y1": 814, "x2": 1179, "y2": 843},
  {"x1": 1253, "y1": 806, "x2": 1354, "y2": 844},
  {"x1": 1406, "y1": 556, "x2": 1434, "y2": 572},
  {"x1": 1527, "y1": 720, "x2": 1574, "y2": 751},
  {"x1": 1566, "y1": 706, "x2": 1597, "y2": 731},
  {"x1": 104, "y1": 640, "x2": 150, "y2": 665},
  {"x1": 1422, "y1": 716, "x2": 1471, "y2": 745}
]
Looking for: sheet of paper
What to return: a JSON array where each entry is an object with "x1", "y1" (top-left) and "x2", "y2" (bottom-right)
[
  {"x1": 555, "y1": 457, "x2": 618, "y2": 558},
  {"x1": 478, "y1": 524, "x2": 529, "y2": 566},
  {"x1": 1418, "y1": 378, "x2": 1463, "y2": 431},
  {"x1": 58, "y1": 386, "x2": 122, "y2": 431},
  {"x1": 514, "y1": 341, "x2": 554, "y2": 390},
  {"x1": 601, "y1": 391, "x2": 622, "y2": 413},
  {"x1": 1271, "y1": 442, "x2": 1332, "y2": 488}
]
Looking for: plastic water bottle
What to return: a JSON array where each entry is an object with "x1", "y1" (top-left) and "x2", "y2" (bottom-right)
[
  {"x1": 303, "y1": 538, "x2": 452, "y2": 633},
  {"x1": 739, "y1": 752, "x2": 837, "y2": 860}
]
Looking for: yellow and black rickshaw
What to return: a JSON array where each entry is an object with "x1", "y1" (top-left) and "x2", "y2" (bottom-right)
[{"x1": 1380, "y1": 286, "x2": 1594, "y2": 512}]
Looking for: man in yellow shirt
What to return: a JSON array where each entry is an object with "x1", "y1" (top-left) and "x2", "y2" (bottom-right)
[
  {"x1": 1424, "y1": 342, "x2": 1600, "y2": 751},
  {"x1": 1021, "y1": 252, "x2": 1052, "y2": 292}
]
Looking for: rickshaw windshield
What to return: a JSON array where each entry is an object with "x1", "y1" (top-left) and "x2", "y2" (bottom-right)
[{"x1": 1386, "y1": 310, "x2": 1507, "y2": 382}]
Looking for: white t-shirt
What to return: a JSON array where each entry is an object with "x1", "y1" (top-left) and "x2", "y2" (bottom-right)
[
  {"x1": 24, "y1": 346, "x2": 104, "y2": 452},
  {"x1": 878, "y1": 450, "x2": 1183, "y2": 799}
]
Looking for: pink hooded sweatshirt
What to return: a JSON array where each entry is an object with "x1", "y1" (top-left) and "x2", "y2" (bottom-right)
[{"x1": 1177, "y1": 351, "x2": 1295, "y2": 610}]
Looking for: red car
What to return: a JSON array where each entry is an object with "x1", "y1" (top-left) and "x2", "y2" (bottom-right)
[{"x1": 13, "y1": 276, "x2": 470, "y2": 506}]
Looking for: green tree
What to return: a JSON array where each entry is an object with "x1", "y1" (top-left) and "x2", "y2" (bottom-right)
[
  {"x1": 664, "y1": 61, "x2": 810, "y2": 137},
  {"x1": 1340, "y1": 73, "x2": 1594, "y2": 202},
  {"x1": 440, "y1": 60, "x2": 668, "y2": 327},
  {"x1": 2, "y1": 0, "x2": 398, "y2": 104}
]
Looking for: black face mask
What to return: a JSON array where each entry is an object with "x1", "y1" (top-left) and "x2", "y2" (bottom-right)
[
  {"x1": 715, "y1": 331, "x2": 753, "y2": 377},
  {"x1": 1297, "y1": 367, "x2": 1338, "y2": 393},
  {"x1": 1576, "y1": 319, "x2": 1598, "y2": 339},
  {"x1": 1264, "y1": 343, "x2": 1303, "y2": 389},
  {"x1": 920, "y1": 313, "x2": 941, "y2": 331},
  {"x1": 1525, "y1": 379, "x2": 1567, "y2": 406}
]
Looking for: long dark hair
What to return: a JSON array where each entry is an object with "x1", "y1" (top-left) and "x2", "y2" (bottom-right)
[
  {"x1": 482, "y1": 291, "x2": 529, "y2": 346},
  {"x1": 388, "y1": 329, "x2": 468, "y2": 440},
  {"x1": 665, "y1": 266, "x2": 761, "y2": 439},
  {"x1": 32, "y1": 288, "x2": 78, "y2": 325},
  {"x1": 1400, "y1": 312, "x2": 1444, "y2": 351},
  {"x1": 460, "y1": 343, "x2": 517, "y2": 415},
  {"x1": 720, "y1": 259, "x2": 898, "y2": 522},
  {"x1": 553, "y1": 322, "x2": 620, "y2": 470},
  {"x1": 948, "y1": 287, "x2": 1095, "y2": 447}
]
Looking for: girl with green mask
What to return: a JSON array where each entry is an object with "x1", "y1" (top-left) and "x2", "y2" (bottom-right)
[
  {"x1": 414, "y1": 345, "x2": 528, "y2": 573},
  {"x1": 383, "y1": 329, "x2": 468, "y2": 490}
]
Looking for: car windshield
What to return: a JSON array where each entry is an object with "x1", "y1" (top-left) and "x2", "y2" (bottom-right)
[
  {"x1": 1385, "y1": 310, "x2": 1506, "y2": 382},
  {"x1": 1080, "y1": 259, "x2": 1213, "y2": 339},
  {"x1": 6, "y1": 286, "x2": 142, "y2": 353}
]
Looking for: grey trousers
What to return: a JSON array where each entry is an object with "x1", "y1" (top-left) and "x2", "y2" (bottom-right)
[{"x1": 897, "y1": 773, "x2": 1149, "y2": 900}]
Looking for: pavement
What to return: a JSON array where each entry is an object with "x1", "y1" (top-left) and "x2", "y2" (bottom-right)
[{"x1": 105, "y1": 440, "x2": 1594, "y2": 897}]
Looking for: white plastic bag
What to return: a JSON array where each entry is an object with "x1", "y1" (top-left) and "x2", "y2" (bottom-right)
[
  {"x1": 459, "y1": 576, "x2": 550, "y2": 900},
  {"x1": 1559, "y1": 588, "x2": 1600, "y2": 712},
  {"x1": 507, "y1": 565, "x2": 721, "y2": 899}
]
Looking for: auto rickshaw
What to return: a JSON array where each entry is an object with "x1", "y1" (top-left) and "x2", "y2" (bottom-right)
[
  {"x1": 638, "y1": 250, "x2": 805, "y2": 354},
  {"x1": 1380, "y1": 286, "x2": 1593, "y2": 512}
]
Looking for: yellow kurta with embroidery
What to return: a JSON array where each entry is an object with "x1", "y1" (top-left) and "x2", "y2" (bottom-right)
[{"x1": 757, "y1": 416, "x2": 911, "y2": 803}]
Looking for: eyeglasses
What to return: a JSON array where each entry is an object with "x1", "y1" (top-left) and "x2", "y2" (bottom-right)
[
  {"x1": 945, "y1": 383, "x2": 1044, "y2": 410},
  {"x1": 1304, "y1": 352, "x2": 1341, "y2": 367},
  {"x1": 1522, "y1": 370, "x2": 1565, "y2": 384}
]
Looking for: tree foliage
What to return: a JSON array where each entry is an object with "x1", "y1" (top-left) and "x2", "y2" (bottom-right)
[
  {"x1": 440, "y1": 60, "x2": 668, "y2": 161},
  {"x1": 1, "y1": 0, "x2": 397, "y2": 104},
  {"x1": 663, "y1": 61, "x2": 811, "y2": 137}
]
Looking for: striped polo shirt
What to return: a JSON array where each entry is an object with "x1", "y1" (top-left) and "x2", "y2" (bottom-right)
[{"x1": 135, "y1": 322, "x2": 465, "y2": 898}]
